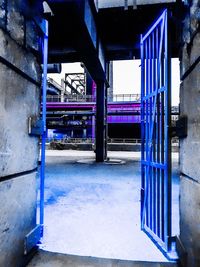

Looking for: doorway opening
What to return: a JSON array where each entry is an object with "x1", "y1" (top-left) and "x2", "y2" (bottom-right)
[
  {"x1": 36, "y1": 9, "x2": 180, "y2": 261},
  {"x1": 36, "y1": 56, "x2": 180, "y2": 262}
]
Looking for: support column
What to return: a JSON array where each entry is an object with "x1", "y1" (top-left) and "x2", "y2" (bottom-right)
[
  {"x1": 108, "y1": 61, "x2": 113, "y2": 101},
  {"x1": 104, "y1": 85, "x2": 108, "y2": 158},
  {"x1": 96, "y1": 80, "x2": 107, "y2": 162}
]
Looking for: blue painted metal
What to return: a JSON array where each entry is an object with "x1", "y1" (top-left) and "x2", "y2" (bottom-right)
[
  {"x1": 140, "y1": 10, "x2": 171, "y2": 252},
  {"x1": 24, "y1": 225, "x2": 42, "y2": 255},
  {"x1": 40, "y1": 20, "x2": 48, "y2": 234}
]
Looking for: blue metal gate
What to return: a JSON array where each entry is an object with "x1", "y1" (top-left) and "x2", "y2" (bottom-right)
[{"x1": 140, "y1": 10, "x2": 171, "y2": 252}]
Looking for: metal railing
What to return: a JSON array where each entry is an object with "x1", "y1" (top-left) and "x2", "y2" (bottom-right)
[
  {"x1": 109, "y1": 94, "x2": 141, "y2": 102},
  {"x1": 46, "y1": 94, "x2": 141, "y2": 103},
  {"x1": 46, "y1": 137, "x2": 179, "y2": 145},
  {"x1": 47, "y1": 78, "x2": 64, "y2": 92},
  {"x1": 46, "y1": 137, "x2": 142, "y2": 144}
]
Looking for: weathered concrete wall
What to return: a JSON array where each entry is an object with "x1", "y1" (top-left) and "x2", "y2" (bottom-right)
[
  {"x1": 0, "y1": 1, "x2": 42, "y2": 266},
  {"x1": 0, "y1": 173, "x2": 37, "y2": 267},
  {"x1": 179, "y1": 1, "x2": 200, "y2": 266},
  {"x1": 0, "y1": 61, "x2": 40, "y2": 176}
]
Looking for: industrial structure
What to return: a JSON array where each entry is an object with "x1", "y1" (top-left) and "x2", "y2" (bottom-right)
[
  {"x1": 46, "y1": 72, "x2": 142, "y2": 140},
  {"x1": 46, "y1": 76, "x2": 179, "y2": 142},
  {"x1": 0, "y1": 0, "x2": 199, "y2": 266}
]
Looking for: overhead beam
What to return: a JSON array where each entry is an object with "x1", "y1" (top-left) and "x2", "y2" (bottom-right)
[
  {"x1": 47, "y1": 0, "x2": 108, "y2": 84},
  {"x1": 97, "y1": 0, "x2": 177, "y2": 9}
]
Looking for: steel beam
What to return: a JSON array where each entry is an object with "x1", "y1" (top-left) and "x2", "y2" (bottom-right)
[
  {"x1": 97, "y1": 0, "x2": 177, "y2": 9},
  {"x1": 47, "y1": 0, "x2": 108, "y2": 83}
]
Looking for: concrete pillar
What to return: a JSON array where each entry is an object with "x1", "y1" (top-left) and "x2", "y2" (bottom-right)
[
  {"x1": 0, "y1": 1, "x2": 42, "y2": 266},
  {"x1": 95, "y1": 80, "x2": 107, "y2": 162},
  {"x1": 178, "y1": 1, "x2": 200, "y2": 266},
  {"x1": 104, "y1": 85, "x2": 108, "y2": 158}
]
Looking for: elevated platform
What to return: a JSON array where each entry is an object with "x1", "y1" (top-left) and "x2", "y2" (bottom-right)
[
  {"x1": 46, "y1": 101, "x2": 141, "y2": 124},
  {"x1": 46, "y1": 101, "x2": 178, "y2": 123},
  {"x1": 46, "y1": 101, "x2": 140, "y2": 112}
]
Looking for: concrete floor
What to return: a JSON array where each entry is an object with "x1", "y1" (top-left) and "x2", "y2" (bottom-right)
[
  {"x1": 27, "y1": 250, "x2": 177, "y2": 267},
  {"x1": 37, "y1": 150, "x2": 179, "y2": 262}
]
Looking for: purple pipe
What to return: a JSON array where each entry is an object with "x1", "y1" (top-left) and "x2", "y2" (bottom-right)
[{"x1": 46, "y1": 101, "x2": 141, "y2": 124}]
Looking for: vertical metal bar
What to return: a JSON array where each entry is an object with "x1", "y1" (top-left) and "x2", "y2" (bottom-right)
[
  {"x1": 140, "y1": 35, "x2": 145, "y2": 227},
  {"x1": 161, "y1": 25, "x2": 165, "y2": 242},
  {"x1": 152, "y1": 31, "x2": 156, "y2": 234},
  {"x1": 158, "y1": 21, "x2": 164, "y2": 241},
  {"x1": 164, "y1": 10, "x2": 171, "y2": 250},
  {"x1": 148, "y1": 36, "x2": 153, "y2": 231},
  {"x1": 163, "y1": 15, "x2": 167, "y2": 244},
  {"x1": 156, "y1": 26, "x2": 161, "y2": 238},
  {"x1": 145, "y1": 39, "x2": 149, "y2": 227},
  {"x1": 40, "y1": 20, "x2": 48, "y2": 231}
]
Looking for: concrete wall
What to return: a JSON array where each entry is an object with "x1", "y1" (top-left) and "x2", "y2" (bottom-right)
[
  {"x1": 179, "y1": 1, "x2": 200, "y2": 266},
  {"x1": 0, "y1": 1, "x2": 42, "y2": 266}
]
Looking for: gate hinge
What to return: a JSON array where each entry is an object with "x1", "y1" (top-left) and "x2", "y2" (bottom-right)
[
  {"x1": 24, "y1": 224, "x2": 42, "y2": 255},
  {"x1": 28, "y1": 117, "x2": 44, "y2": 136},
  {"x1": 170, "y1": 116, "x2": 188, "y2": 138}
]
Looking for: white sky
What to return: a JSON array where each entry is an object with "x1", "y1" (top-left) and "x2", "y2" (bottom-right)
[
  {"x1": 113, "y1": 58, "x2": 180, "y2": 106},
  {"x1": 48, "y1": 59, "x2": 180, "y2": 106},
  {"x1": 48, "y1": 63, "x2": 84, "y2": 85}
]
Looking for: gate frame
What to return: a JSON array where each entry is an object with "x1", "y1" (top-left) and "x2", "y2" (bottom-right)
[
  {"x1": 140, "y1": 9, "x2": 172, "y2": 254},
  {"x1": 40, "y1": 19, "x2": 49, "y2": 234},
  {"x1": 24, "y1": 19, "x2": 48, "y2": 255}
]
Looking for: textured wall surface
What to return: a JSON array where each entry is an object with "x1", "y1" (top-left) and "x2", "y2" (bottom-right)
[
  {"x1": 0, "y1": 65, "x2": 39, "y2": 176},
  {"x1": 179, "y1": 1, "x2": 200, "y2": 266},
  {"x1": 0, "y1": 173, "x2": 37, "y2": 267},
  {"x1": 0, "y1": 1, "x2": 42, "y2": 266}
]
